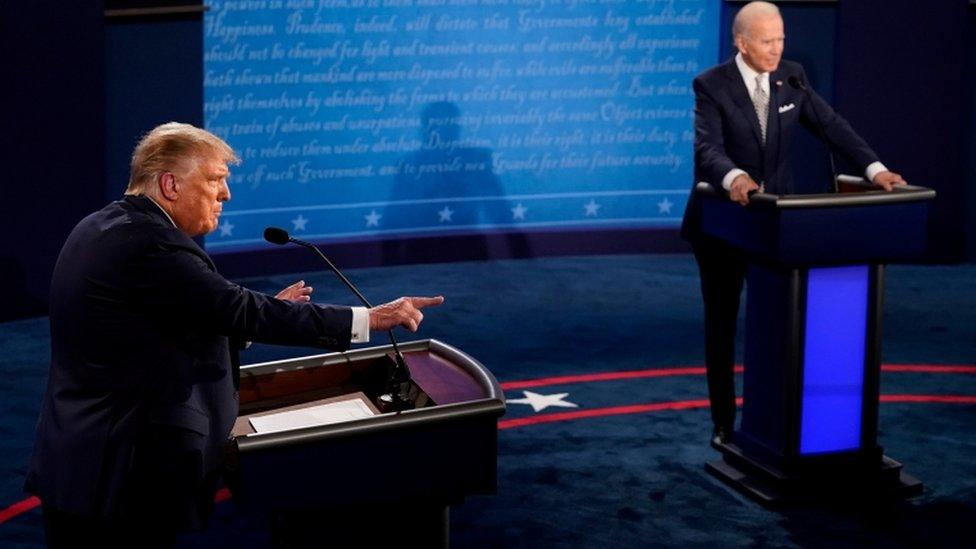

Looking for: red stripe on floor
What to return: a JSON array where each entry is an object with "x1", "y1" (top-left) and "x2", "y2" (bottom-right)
[
  {"x1": 881, "y1": 394, "x2": 976, "y2": 404},
  {"x1": 881, "y1": 365, "x2": 976, "y2": 374},
  {"x1": 501, "y1": 366, "x2": 743, "y2": 390},
  {"x1": 4, "y1": 388, "x2": 975, "y2": 525},
  {"x1": 498, "y1": 398, "x2": 717, "y2": 429},
  {"x1": 501, "y1": 364, "x2": 976, "y2": 391},
  {"x1": 215, "y1": 487, "x2": 232, "y2": 503},
  {"x1": 0, "y1": 496, "x2": 39, "y2": 524},
  {"x1": 500, "y1": 394, "x2": 976, "y2": 430}
]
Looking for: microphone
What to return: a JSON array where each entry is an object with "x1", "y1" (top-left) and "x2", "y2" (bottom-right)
[
  {"x1": 263, "y1": 226, "x2": 290, "y2": 245},
  {"x1": 788, "y1": 75, "x2": 838, "y2": 193},
  {"x1": 786, "y1": 75, "x2": 806, "y2": 92},
  {"x1": 263, "y1": 226, "x2": 415, "y2": 412}
]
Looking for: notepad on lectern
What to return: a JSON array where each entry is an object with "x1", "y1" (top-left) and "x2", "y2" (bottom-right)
[{"x1": 248, "y1": 394, "x2": 377, "y2": 435}]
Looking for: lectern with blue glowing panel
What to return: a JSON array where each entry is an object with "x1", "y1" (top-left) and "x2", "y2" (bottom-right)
[{"x1": 696, "y1": 180, "x2": 936, "y2": 505}]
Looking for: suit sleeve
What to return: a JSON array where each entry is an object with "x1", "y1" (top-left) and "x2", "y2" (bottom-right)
[
  {"x1": 693, "y1": 76, "x2": 739, "y2": 189},
  {"x1": 797, "y1": 67, "x2": 880, "y2": 172},
  {"x1": 129, "y1": 235, "x2": 353, "y2": 351}
]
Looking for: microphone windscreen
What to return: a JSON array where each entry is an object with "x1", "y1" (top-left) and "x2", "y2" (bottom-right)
[
  {"x1": 264, "y1": 226, "x2": 291, "y2": 245},
  {"x1": 787, "y1": 75, "x2": 806, "y2": 90}
]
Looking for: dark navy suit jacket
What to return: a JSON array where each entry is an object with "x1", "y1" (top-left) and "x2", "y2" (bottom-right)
[
  {"x1": 681, "y1": 57, "x2": 880, "y2": 240},
  {"x1": 25, "y1": 195, "x2": 353, "y2": 527}
]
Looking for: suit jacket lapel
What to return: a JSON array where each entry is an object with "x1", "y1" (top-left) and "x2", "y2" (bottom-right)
[{"x1": 722, "y1": 59, "x2": 764, "y2": 148}]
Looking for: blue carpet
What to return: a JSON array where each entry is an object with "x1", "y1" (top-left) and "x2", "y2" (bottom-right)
[{"x1": 1, "y1": 255, "x2": 974, "y2": 547}]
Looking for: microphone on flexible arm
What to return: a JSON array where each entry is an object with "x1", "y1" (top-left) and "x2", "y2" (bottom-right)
[
  {"x1": 788, "y1": 75, "x2": 839, "y2": 193},
  {"x1": 263, "y1": 226, "x2": 415, "y2": 412}
]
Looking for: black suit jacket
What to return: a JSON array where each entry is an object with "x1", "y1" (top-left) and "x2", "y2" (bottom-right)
[
  {"x1": 25, "y1": 195, "x2": 353, "y2": 526},
  {"x1": 681, "y1": 57, "x2": 880, "y2": 240}
]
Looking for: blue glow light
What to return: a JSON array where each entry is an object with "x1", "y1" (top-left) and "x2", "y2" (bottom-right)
[{"x1": 799, "y1": 265, "x2": 869, "y2": 455}]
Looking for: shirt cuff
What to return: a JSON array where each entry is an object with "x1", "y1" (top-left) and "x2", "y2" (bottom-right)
[
  {"x1": 350, "y1": 306, "x2": 369, "y2": 343},
  {"x1": 865, "y1": 161, "x2": 887, "y2": 183},
  {"x1": 722, "y1": 169, "x2": 748, "y2": 191}
]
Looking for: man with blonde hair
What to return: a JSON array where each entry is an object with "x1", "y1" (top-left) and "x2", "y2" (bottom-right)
[
  {"x1": 26, "y1": 122, "x2": 443, "y2": 545},
  {"x1": 680, "y1": 2, "x2": 906, "y2": 447}
]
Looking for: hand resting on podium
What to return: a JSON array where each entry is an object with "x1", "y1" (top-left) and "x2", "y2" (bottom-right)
[
  {"x1": 871, "y1": 170, "x2": 907, "y2": 191},
  {"x1": 730, "y1": 174, "x2": 761, "y2": 205},
  {"x1": 727, "y1": 170, "x2": 907, "y2": 205}
]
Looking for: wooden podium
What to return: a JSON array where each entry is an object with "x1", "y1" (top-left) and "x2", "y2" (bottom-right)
[
  {"x1": 696, "y1": 179, "x2": 935, "y2": 505},
  {"x1": 224, "y1": 339, "x2": 505, "y2": 545}
]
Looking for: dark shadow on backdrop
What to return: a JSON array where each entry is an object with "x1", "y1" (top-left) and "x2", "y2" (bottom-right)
[{"x1": 381, "y1": 102, "x2": 531, "y2": 264}]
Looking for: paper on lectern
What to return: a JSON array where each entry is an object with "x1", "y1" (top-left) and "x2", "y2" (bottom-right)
[{"x1": 248, "y1": 397, "x2": 376, "y2": 434}]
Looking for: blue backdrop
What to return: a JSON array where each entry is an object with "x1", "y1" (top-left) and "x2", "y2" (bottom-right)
[
  {"x1": 202, "y1": 0, "x2": 721, "y2": 253},
  {"x1": 2, "y1": 1, "x2": 972, "y2": 322}
]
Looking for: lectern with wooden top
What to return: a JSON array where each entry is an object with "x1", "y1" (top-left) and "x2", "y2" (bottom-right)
[{"x1": 223, "y1": 339, "x2": 505, "y2": 545}]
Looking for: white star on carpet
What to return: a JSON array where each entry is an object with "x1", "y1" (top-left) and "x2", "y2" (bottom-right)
[
  {"x1": 507, "y1": 390, "x2": 579, "y2": 413},
  {"x1": 583, "y1": 199, "x2": 601, "y2": 217},
  {"x1": 438, "y1": 205, "x2": 454, "y2": 222},
  {"x1": 657, "y1": 197, "x2": 674, "y2": 215},
  {"x1": 364, "y1": 209, "x2": 382, "y2": 227},
  {"x1": 511, "y1": 203, "x2": 528, "y2": 220},
  {"x1": 218, "y1": 220, "x2": 234, "y2": 237},
  {"x1": 291, "y1": 214, "x2": 308, "y2": 231}
]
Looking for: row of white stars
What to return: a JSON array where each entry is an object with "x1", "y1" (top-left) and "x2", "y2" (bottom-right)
[{"x1": 216, "y1": 198, "x2": 675, "y2": 237}]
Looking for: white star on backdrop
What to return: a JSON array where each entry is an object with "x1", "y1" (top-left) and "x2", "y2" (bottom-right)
[
  {"x1": 438, "y1": 205, "x2": 454, "y2": 222},
  {"x1": 511, "y1": 203, "x2": 528, "y2": 220},
  {"x1": 218, "y1": 220, "x2": 234, "y2": 237},
  {"x1": 583, "y1": 199, "x2": 601, "y2": 217},
  {"x1": 364, "y1": 210, "x2": 382, "y2": 227},
  {"x1": 507, "y1": 390, "x2": 579, "y2": 413},
  {"x1": 657, "y1": 197, "x2": 674, "y2": 215},
  {"x1": 291, "y1": 214, "x2": 308, "y2": 231}
]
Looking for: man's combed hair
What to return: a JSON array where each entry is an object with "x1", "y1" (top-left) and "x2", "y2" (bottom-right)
[
  {"x1": 125, "y1": 122, "x2": 240, "y2": 196},
  {"x1": 732, "y1": 1, "x2": 781, "y2": 39}
]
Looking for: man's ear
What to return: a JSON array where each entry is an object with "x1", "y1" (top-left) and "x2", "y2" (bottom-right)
[
  {"x1": 158, "y1": 172, "x2": 179, "y2": 202},
  {"x1": 733, "y1": 34, "x2": 745, "y2": 55}
]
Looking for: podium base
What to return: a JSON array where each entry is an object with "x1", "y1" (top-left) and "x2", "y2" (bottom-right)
[{"x1": 706, "y1": 441, "x2": 923, "y2": 507}]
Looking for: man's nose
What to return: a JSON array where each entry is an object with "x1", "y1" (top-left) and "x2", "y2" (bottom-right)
[{"x1": 220, "y1": 181, "x2": 231, "y2": 201}]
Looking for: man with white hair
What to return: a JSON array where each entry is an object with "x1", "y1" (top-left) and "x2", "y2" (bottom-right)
[
  {"x1": 680, "y1": 1, "x2": 906, "y2": 447},
  {"x1": 26, "y1": 122, "x2": 443, "y2": 546}
]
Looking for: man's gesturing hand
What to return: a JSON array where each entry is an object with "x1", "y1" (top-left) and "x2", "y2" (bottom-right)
[
  {"x1": 369, "y1": 296, "x2": 445, "y2": 332},
  {"x1": 276, "y1": 280, "x2": 313, "y2": 302}
]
